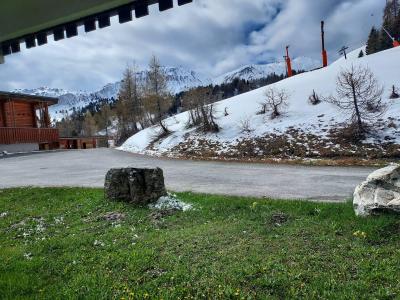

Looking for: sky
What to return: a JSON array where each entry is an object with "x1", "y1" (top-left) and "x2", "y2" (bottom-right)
[{"x1": 0, "y1": 0, "x2": 385, "y2": 92}]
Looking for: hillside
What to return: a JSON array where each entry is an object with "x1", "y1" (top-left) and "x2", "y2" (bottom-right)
[{"x1": 120, "y1": 47, "x2": 400, "y2": 163}]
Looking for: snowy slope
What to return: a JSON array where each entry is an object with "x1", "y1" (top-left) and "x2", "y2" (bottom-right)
[
  {"x1": 214, "y1": 57, "x2": 320, "y2": 85},
  {"x1": 120, "y1": 47, "x2": 400, "y2": 158}
]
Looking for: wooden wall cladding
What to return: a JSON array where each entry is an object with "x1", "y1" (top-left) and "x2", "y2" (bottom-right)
[
  {"x1": 13, "y1": 102, "x2": 35, "y2": 127},
  {"x1": 0, "y1": 102, "x2": 5, "y2": 127},
  {"x1": 3, "y1": 101, "x2": 35, "y2": 127}
]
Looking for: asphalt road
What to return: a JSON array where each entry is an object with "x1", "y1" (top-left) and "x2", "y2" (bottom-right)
[{"x1": 0, "y1": 148, "x2": 376, "y2": 201}]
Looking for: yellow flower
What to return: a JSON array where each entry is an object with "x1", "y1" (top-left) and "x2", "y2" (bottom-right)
[{"x1": 353, "y1": 230, "x2": 367, "y2": 238}]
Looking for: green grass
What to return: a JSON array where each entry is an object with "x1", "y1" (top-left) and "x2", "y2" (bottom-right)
[{"x1": 0, "y1": 188, "x2": 399, "y2": 299}]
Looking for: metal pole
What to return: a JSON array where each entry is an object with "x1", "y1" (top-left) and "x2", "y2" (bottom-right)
[
  {"x1": 321, "y1": 21, "x2": 328, "y2": 67},
  {"x1": 285, "y1": 46, "x2": 293, "y2": 77}
]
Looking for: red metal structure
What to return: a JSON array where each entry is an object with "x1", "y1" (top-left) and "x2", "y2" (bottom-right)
[
  {"x1": 284, "y1": 46, "x2": 293, "y2": 77},
  {"x1": 0, "y1": 91, "x2": 59, "y2": 151},
  {"x1": 321, "y1": 21, "x2": 328, "y2": 67}
]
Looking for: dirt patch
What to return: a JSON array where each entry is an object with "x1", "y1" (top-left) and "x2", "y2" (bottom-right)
[
  {"x1": 164, "y1": 125, "x2": 400, "y2": 166},
  {"x1": 269, "y1": 212, "x2": 290, "y2": 227},
  {"x1": 102, "y1": 212, "x2": 126, "y2": 222},
  {"x1": 148, "y1": 209, "x2": 178, "y2": 227}
]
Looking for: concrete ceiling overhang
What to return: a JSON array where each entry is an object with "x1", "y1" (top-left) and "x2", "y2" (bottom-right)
[{"x1": 0, "y1": 0, "x2": 192, "y2": 63}]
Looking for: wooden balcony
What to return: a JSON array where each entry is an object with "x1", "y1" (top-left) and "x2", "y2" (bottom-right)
[{"x1": 0, "y1": 127, "x2": 59, "y2": 144}]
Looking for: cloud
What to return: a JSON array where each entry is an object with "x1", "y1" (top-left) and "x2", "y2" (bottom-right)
[{"x1": 0, "y1": 0, "x2": 384, "y2": 92}]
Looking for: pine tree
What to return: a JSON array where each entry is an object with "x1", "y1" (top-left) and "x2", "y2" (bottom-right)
[
  {"x1": 394, "y1": 8, "x2": 400, "y2": 40},
  {"x1": 358, "y1": 50, "x2": 364, "y2": 58},
  {"x1": 379, "y1": 24, "x2": 394, "y2": 51},
  {"x1": 366, "y1": 27, "x2": 380, "y2": 55},
  {"x1": 378, "y1": 0, "x2": 400, "y2": 51}
]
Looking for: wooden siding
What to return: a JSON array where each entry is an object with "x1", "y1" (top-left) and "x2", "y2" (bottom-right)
[
  {"x1": 4, "y1": 101, "x2": 36, "y2": 127},
  {"x1": 0, "y1": 99, "x2": 53, "y2": 128},
  {"x1": 0, "y1": 127, "x2": 59, "y2": 144},
  {"x1": 59, "y1": 137, "x2": 99, "y2": 150},
  {"x1": 0, "y1": 102, "x2": 5, "y2": 127}
]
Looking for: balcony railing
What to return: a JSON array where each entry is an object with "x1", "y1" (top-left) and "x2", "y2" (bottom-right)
[{"x1": 0, "y1": 127, "x2": 59, "y2": 144}]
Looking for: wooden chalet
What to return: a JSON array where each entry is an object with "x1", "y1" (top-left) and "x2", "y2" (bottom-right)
[{"x1": 0, "y1": 91, "x2": 59, "y2": 152}]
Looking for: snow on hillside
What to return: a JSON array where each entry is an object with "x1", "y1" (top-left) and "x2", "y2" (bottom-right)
[
  {"x1": 214, "y1": 57, "x2": 320, "y2": 85},
  {"x1": 120, "y1": 47, "x2": 400, "y2": 160},
  {"x1": 15, "y1": 66, "x2": 211, "y2": 120}
]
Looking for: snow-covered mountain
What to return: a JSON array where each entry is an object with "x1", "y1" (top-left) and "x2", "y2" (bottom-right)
[
  {"x1": 15, "y1": 57, "x2": 319, "y2": 120},
  {"x1": 214, "y1": 57, "x2": 320, "y2": 85},
  {"x1": 14, "y1": 66, "x2": 212, "y2": 119}
]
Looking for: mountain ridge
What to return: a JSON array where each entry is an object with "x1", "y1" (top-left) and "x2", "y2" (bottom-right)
[{"x1": 13, "y1": 57, "x2": 319, "y2": 119}]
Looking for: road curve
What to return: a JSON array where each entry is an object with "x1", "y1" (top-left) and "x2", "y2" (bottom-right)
[{"x1": 0, "y1": 148, "x2": 376, "y2": 202}]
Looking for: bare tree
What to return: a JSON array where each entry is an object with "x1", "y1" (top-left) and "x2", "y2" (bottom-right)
[
  {"x1": 263, "y1": 87, "x2": 289, "y2": 119},
  {"x1": 82, "y1": 111, "x2": 98, "y2": 136},
  {"x1": 95, "y1": 102, "x2": 112, "y2": 139},
  {"x1": 143, "y1": 55, "x2": 172, "y2": 134},
  {"x1": 182, "y1": 86, "x2": 219, "y2": 132},
  {"x1": 182, "y1": 88, "x2": 203, "y2": 127},
  {"x1": 116, "y1": 63, "x2": 144, "y2": 142},
  {"x1": 327, "y1": 65, "x2": 386, "y2": 138}
]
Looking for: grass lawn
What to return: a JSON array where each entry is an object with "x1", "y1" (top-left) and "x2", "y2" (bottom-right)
[{"x1": 0, "y1": 188, "x2": 399, "y2": 299}]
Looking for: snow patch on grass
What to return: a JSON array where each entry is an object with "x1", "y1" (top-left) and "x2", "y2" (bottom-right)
[{"x1": 150, "y1": 194, "x2": 194, "y2": 211}]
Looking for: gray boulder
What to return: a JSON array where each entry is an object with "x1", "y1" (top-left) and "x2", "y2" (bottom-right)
[
  {"x1": 353, "y1": 164, "x2": 400, "y2": 216},
  {"x1": 104, "y1": 168, "x2": 167, "y2": 205}
]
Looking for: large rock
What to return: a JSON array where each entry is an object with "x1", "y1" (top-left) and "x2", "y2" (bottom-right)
[
  {"x1": 104, "y1": 168, "x2": 167, "y2": 205},
  {"x1": 353, "y1": 164, "x2": 400, "y2": 216}
]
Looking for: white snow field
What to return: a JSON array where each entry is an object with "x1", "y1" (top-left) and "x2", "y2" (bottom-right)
[{"x1": 120, "y1": 47, "x2": 400, "y2": 158}]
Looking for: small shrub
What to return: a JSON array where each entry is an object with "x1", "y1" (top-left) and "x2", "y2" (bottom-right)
[
  {"x1": 308, "y1": 90, "x2": 321, "y2": 105},
  {"x1": 238, "y1": 117, "x2": 254, "y2": 133},
  {"x1": 263, "y1": 88, "x2": 289, "y2": 119},
  {"x1": 224, "y1": 107, "x2": 229, "y2": 116},
  {"x1": 390, "y1": 85, "x2": 399, "y2": 99},
  {"x1": 257, "y1": 103, "x2": 267, "y2": 115}
]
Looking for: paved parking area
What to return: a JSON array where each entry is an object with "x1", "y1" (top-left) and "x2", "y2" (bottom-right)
[{"x1": 0, "y1": 148, "x2": 375, "y2": 201}]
